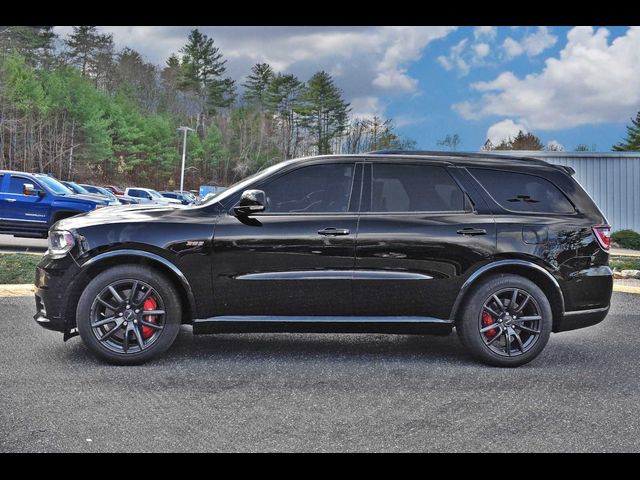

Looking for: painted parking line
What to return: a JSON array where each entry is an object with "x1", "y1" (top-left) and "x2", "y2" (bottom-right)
[{"x1": 612, "y1": 284, "x2": 640, "y2": 295}]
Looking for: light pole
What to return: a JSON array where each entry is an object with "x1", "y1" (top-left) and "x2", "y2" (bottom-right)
[{"x1": 177, "y1": 126, "x2": 195, "y2": 192}]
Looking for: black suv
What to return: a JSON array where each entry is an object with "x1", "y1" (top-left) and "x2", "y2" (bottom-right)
[{"x1": 34, "y1": 152, "x2": 613, "y2": 367}]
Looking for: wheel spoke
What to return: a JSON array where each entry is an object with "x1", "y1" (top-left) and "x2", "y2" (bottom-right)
[
  {"x1": 122, "y1": 327, "x2": 130, "y2": 353},
  {"x1": 515, "y1": 324, "x2": 540, "y2": 334},
  {"x1": 136, "y1": 287, "x2": 153, "y2": 307},
  {"x1": 513, "y1": 330, "x2": 525, "y2": 352},
  {"x1": 99, "y1": 322, "x2": 123, "y2": 342},
  {"x1": 504, "y1": 330, "x2": 511, "y2": 356},
  {"x1": 133, "y1": 324, "x2": 146, "y2": 350},
  {"x1": 140, "y1": 319, "x2": 163, "y2": 330},
  {"x1": 516, "y1": 294, "x2": 531, "y2": 313},
  {"x1": 483, "y1": 305, "x2": 501, "y2": 317},
  {"x1": 510, "y1": 289, "x2": 519, "y2": 310},
  {"x1": 143, "y1": 310, "x2": 165, "y2": 316},
  {"x1": 480, "y1": 323, "x2": 500, "y2": 333},
  {"x1": 91, "y1": 316, "x2": 117, "y2": 328},
  {"x1": 108, "y1": 285, "x2": 125, "y2": 306},
  {"x1": 97, "y1": 297, "x2": 119, "y2": 311},
  {"x1": 129, "y1": 281, "x2": 139, "y2": 303},
  {"x1": 515, "y1": 315, "x2": 541, "y2": 322},
  {"x1": 492, "y1": 294, "x2": 506, "y2": 312},
  {"x1": 487, "y1": 328, "x2": 503, "y2": 345}
]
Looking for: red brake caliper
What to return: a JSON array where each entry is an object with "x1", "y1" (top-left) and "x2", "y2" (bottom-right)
[
  {"x1": 482, "y1": 311, "x2": 497, "y2": 339},
  {"x1": 141, "y1": 296, "x2": 158, "y2": 339}
]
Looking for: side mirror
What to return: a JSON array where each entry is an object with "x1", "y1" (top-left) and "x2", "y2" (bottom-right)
[
  {"x1": 23, "y1": 183, "x2": 44, "y2": 197},
  {"x1": 234, "y1": 189, "x2": 266, "y2": 216}
]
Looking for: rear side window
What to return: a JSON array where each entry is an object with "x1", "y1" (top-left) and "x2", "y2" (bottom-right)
[
  {"x1": 371, "y1": 164, "x2": 466, "y2": 212},
  {"x1": 128, "y1": 189, "x2": 142, "y2": 197},
  {"x1": 469, "y1": 168, "x2": 574, "y2": 214}
]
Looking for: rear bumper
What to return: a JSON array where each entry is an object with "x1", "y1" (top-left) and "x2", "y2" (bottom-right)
[{"x1": 554, "y1": 305, "x2": 610, "y2": 333}]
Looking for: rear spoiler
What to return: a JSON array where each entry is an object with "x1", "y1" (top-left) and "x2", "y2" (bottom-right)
[{"x1": 555, "y1": 165, "x2": 576, "y2": 176}]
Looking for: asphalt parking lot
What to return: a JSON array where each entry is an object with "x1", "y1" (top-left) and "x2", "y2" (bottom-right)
[{"x1": 1, "y1": 292, "x2": 639, "y2": 453}]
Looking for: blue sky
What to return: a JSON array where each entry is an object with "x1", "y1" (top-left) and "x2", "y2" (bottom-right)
[{"x1": 53, "y1": 26, "x2": 640, "y2": 151}]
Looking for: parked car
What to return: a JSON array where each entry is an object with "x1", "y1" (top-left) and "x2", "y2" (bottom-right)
[
  {"x1": 33, "y1": 151, "x2": 613, "y2": 366},
  {"x1": 159, "y1": 191, "x2": 195, "y2": 205},
  {"x1": 80, "y1": 184, "x2": 140, "y2": 205},
  {"x1": 124, "y1": 187, "x2": 182, "y2": 205},
  {"x1": 61, "y1": 181, "x2": 121, "y2": 206},
  {"x1": 102, "y1": 184, "x2": 125, "y2": 196},
  {"x1": 0, "y1": 170, "x2": 111, "y2": 238}
]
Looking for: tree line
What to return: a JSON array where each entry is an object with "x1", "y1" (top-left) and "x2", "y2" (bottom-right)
[{"x1": 0, "y1": 26, "x2": 415, "y2": 190}]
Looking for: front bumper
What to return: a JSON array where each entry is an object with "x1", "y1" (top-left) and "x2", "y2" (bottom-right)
[{"x1": 33, "y1": 253, "x2": 81, "y2": 336}]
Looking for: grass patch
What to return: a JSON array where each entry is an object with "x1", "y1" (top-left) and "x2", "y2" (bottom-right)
[
  {"x1": 612, "y1": 229, "x2": 640, "y2": 251},
  {"x1": 0, "y1": 253, "x2": 41, "y2": 284},
  {"x1": 610, "y1": 256, "x2": 640, "y2": 271}
]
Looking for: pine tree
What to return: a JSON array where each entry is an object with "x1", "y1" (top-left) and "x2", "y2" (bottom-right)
[
  {"x1": 265, "y1": 73, "x2": 304, "y2": 159},
  {"x1": 242, "y1": 63, "x2": 274, "y2": 108},
  {"x1": 613, "y1": 111, "x2": 640, "y2": 151},
  {"x1": 63, "y1": 26, "x2": 114, "y2": 83},
  {"x1": 489, "y1": 130, "x2": 544, "y2": 150},
  {"x1": 296, "y1": 71, "x2": 350, "y2": 155},
  {"x1": 0, "y1": 26, "x2": 57, "y2": 68},
  {"x1": 178, "y1": 29, "x2": 236, "y2": 121}
]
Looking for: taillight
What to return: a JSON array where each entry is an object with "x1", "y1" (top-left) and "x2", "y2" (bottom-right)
[{"x1": 592, "y1": 225, "x2": 611, "y2": 251}]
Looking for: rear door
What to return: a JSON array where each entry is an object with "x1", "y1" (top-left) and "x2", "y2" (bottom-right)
[{"x1": 353, "y1": 161, "x2": 497, "y2": 320}]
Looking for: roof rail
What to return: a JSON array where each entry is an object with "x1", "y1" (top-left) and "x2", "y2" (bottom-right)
[{"x1": 366, "y1": 149, "x2": 552, "y2": 167}]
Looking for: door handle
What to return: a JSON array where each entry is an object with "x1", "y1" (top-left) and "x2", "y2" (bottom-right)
[
  {"x1": 318, "y1": 227, "x2": 350, "y2": 236},
  {"x1": 457, "y1": 227, "x2": 487, "y2": 236}
]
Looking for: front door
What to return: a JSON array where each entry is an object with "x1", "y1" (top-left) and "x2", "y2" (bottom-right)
[
  {"x1": 211, "y1": 161, "x2": 362, "y2": 316},
  {"x1": 354, "y1": 162, "x2": 497, "y2": 320},
  {"x1": 0, "y1": 174, "x2": 50, "y2": 229}
]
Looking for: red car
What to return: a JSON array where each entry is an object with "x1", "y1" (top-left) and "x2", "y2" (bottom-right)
[{"x1": 102, "y1": 184, "x2": 125, "y2": 195}]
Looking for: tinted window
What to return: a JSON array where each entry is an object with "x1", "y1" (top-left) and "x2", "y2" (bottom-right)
[
  {"x1": 7, "y1": 176, "x2": 34, "y2": 194},
  {"x1": 262, "y1": 163, "x2": 354, "y2": 213},
  {"x1": 371, "y1": 164, "x2": 466, "y2": 212},
  {"x1": 128, "y1": 189, "x2": 143, "y2": 198},
  {"x1": 469, "y1": 168, "x2": 574, "y2": 214}
]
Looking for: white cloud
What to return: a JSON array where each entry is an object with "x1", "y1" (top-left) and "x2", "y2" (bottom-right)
[
  {"x1": 486, "y1": 119, "x2": 528, "y2": 144},
  {"x1": 502, "y1": 26, "x2": 557, "y2": 59},
  {"x1": 455, "y1": 26, "x2": 640, "y2": 130},
  {"x1": 474, "y1": 26, "x2": 497, "y2": 41},
  {"x1": 349, "y1": 96, "x2": 386, "y2": 120},
  {"x1": 437, "y1": 38, "x2": 470, "y2": 76},
  {"x1": 473, "y1": 43, "x2": 491, "y2": 58}
]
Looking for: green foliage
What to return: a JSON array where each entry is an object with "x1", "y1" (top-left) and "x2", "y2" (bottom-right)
[
  {"x1": 1, "y1": 53, "x2": 48, "y2": 112},
  {"x1": 489, "y1": 130, "x2": 545, "y2": 151},
  {"x1": 0, "y1": 254, "x2": 41, "y2": 284},
  {"x1": 612, "y1": 112, "x2": 640, "y2": 151},
  {"x1": 612, "y1": 230, "x2": 640, "y2": 251},
  {"x1": 296, "y1": 71, "x2": 350, "y2": 154},
  {"x1": 610, "y1": 256, "x2": 640, "y2": 271},
  {"x1": 243, "y1": 63, "x2": 275, "y2": 108}
]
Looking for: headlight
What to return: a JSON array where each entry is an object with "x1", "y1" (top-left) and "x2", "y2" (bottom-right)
[{"x1": 48, "y1": 230, "x2": 76, "y2": 257}]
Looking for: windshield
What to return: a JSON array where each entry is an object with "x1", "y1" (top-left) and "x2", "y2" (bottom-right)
[
  {"x1": 95, "y1": 187, "x2": 115, "y2": 198},
  {"x1": 148, "y1": 189, "x2": 164, "y2": 199},
  {"x1": 37, "y1": 176, "x2": 74, "y2": 195},
  {"x1": 67, "y1": 182, "x2": 90, "y2": 194}
]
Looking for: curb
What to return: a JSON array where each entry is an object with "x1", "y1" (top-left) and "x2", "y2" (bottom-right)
[
  {"x1": 612, "y1": 284, "x2": 640, "y2": 295},
  {"x1": 0, "y1": 284, "x2": 35, "y2": 297},
  {"x1": 0, "y1": 250, "x2": 45, "y2": 256}
]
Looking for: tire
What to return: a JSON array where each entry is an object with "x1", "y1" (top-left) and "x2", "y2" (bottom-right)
[
  {"x1": 456, "y1": 274, "x2": 552, "y2": 367},
  {"x1": 76, "y1": 264, "x2": 182, "y2": 365}
]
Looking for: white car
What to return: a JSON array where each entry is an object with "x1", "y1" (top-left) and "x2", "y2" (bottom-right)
[{"x1": 124, "y1": 187, "x2": 183, "y2": 205}]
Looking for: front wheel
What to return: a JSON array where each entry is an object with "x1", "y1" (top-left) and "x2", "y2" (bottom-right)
[
  {"x1": 76, "y1": 265, "x2": 182, "y2": 365},
  {"x1": 456, "y1": 274, "x2": 553, "y2": 367}
]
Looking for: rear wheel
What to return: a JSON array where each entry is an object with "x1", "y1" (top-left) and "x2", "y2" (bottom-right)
[
  {"x1": 456, "y1": 274, "x2": 552, "y2": 367},
  {"x1": 76, "y1": 265, "x2": 182, "y2": 365}
]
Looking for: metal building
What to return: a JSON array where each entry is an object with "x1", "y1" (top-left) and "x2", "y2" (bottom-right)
[{"x1": 487, "y1": 151, "x2": 640, "y2": 233}]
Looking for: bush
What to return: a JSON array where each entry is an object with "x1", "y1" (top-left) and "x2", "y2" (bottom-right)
[{"x1": 612, "y1": 230, "x2": 640, "y2": 250}]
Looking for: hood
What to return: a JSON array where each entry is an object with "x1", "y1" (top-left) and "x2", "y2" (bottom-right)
[
  {"x1": 55, "y1": 203, "x2": 181, "y2": 231},
  {"x1": 61, "y1": 193, "x2": 110, "y2": 205}
]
